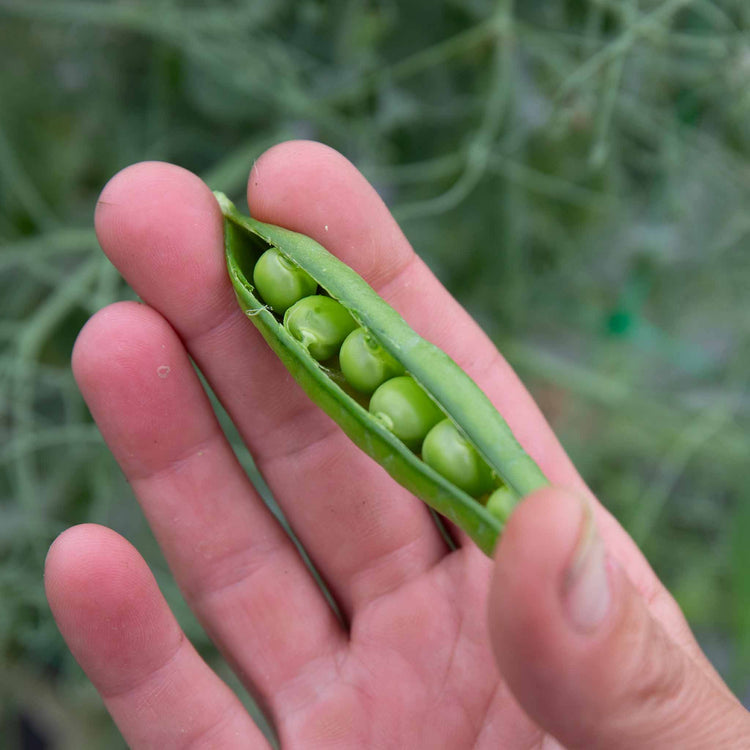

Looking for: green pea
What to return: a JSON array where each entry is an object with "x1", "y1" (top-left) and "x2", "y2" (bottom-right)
[
  {"x1": 486, "y1": 485, "x2": 518, "y2": 523},
  {"x1": 422, "y1": 419, "x2": 494, "y2": 497},
  {"x1": 252, "y1": 247, "x2": 318, "y2": 314},
  {"x1": 218, "y1": 191, "x2": 549, "y2": 557},
  {"x1": 369, "y1": 375, "x2": 443, "y2": 450},
  {"x1": 339, "y1": 327, "x2": 405, "y2": 394},
  {"x1": 284, "y1": 295, "x2": 357, "y2": 361}
]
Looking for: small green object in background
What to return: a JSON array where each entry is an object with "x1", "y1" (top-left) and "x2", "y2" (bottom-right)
[
  {"x1": 606, "y1": 308, "x2": 633, "y2": 337},
  {"x1": 217, "y1": 192, "x2": 549, "y2": 556}
]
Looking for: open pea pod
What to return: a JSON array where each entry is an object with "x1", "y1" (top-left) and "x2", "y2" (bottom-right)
[{"x1": 215, "y1": 192, "x2": 548, "y2": 556}]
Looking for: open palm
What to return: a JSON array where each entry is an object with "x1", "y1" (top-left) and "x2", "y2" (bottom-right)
[{"x1": 45, "y1": 142, "x2": 747, "y2": 748}]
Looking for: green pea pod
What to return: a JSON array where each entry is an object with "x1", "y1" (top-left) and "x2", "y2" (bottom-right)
[{"x1": 215, "y1": 192, "x2": 549, "y2": 556}]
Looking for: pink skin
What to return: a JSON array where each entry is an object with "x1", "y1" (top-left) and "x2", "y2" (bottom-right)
[{"x1": 45, "y1": 142, "x2": 748, "y2": 748}]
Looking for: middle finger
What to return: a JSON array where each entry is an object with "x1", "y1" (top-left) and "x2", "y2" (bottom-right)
[{"x1": 94, "y1": 158, "x2": 449, "y2": 621}]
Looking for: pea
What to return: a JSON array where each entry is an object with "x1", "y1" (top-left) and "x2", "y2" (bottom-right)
[
  {"x1": 284, "y1": 294, "x2": 357, "y2": 361},
  {"x1": 369, "y1": 375, "x2": 443, "y2": 450},
  {"x1": 486, "y1": 485, "x2": 518, "y2": 523},
  {"x1": 422, "y1": 419, "x2": 494, "y2": 497},
  {"x1": 339, "y1": 327, "x2": 405, "y2": 394},
  {"x1": 252, "y1": 247, "x2": 318, "y2": 314},
  {"x1": 218, "y1": 191, "x2": 548, "y2": 557}
]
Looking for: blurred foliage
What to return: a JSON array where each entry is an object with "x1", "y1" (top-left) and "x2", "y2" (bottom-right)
[{"x1": 0, "y1": 0, "x2": 749, "y2": 745}]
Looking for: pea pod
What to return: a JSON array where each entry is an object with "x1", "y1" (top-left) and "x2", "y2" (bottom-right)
[{"x1": 215, "y1": 192, "x2": 549, "y2": 556}]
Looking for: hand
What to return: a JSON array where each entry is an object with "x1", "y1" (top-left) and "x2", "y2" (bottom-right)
[{"x1": 46, "y1": 142, "x2": 749, "y2": 748}]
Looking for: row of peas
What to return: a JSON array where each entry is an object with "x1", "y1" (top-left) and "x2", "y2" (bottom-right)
[{"x1": 252, "y1": 247, "x2": 515, "y2": 521}]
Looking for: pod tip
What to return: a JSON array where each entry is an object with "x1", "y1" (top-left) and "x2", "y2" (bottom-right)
[{"x1": 213, "y1": 191, "x2": 235, "y2": 215}]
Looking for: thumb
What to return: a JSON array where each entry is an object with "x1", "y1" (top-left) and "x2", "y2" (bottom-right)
[{"x1": 488, "y1": 487, "x2": 749, "y2": 749}]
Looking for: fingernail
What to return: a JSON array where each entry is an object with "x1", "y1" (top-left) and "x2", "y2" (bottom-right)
[{"x1": 563, "y1": 498, "x2": 611, "y2": 632}]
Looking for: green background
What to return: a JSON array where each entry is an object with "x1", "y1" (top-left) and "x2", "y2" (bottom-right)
[{"x1": 0, "y1": 0, "x2": 748, "y2": 746}]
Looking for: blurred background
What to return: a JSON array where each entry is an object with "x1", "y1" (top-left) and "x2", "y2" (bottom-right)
[{"x1": 0, "y1": 0, "x2": 748, "y2": 746}]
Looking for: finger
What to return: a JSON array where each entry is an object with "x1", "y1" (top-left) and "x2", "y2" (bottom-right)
[
  {"x1": 45, "y1": 524, "x2": 270, "y2": 749},
  {"x1": 247, "y1": 141, "x2": 673, "y2": 597},
  {"x1": 72, "y1": 302, "x2": 345, "y2": 712},
  {"x1": 94, "y1": 159, "x2": 448, "y2": 621},
  {"x1": 488, "y1": 488, "x2": 749, "y2": 750}
]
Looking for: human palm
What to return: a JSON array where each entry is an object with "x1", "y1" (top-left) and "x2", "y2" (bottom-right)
[{"x1": 45, "y1": 142, "x2": 748, "y2": 748}]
